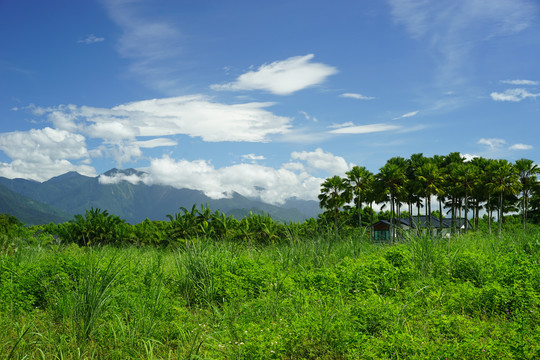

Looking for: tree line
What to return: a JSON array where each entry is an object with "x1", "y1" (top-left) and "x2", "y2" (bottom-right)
[{"x1": 318, "y1": 153, "x2": 539, "y2": 239}]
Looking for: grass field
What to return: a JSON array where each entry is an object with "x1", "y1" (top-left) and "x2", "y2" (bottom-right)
[{"x1": 1, "y1": 228, "x2": 539, "y2": 359}]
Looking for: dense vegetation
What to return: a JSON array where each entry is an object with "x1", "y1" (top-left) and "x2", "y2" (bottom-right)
[
  {"x1": 318, "y1": 153, "x2": 540, "y2": 238},
  {"x1": 1, "y1": 210, "x2": 539, "y2": 358},
  {"x1": 1, "y1": 152, "x2": 539, "y2": 358}
]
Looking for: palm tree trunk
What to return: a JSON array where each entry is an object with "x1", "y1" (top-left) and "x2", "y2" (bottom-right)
[
  {"x1": 370, "y1": 202, "x2": 374, "y2": 242},
  {"x1": 498, "y1": 192, "x2": 503, "y2": 236},
  {"x1": 390, "y1": 196, "x2": 395, "y2": 241}
]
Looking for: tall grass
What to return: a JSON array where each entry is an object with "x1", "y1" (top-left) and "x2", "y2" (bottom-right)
[{"x1": 0, "y1": 229, "x2": 539, "y2": 358}]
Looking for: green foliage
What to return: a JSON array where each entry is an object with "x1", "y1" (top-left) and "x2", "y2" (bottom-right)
[
  {"x1": 57, "y1": 208, "x2": 130, "y2": 246},
  {"x1": 1, "y1": 220, "x2": 539, "y2": 358}
]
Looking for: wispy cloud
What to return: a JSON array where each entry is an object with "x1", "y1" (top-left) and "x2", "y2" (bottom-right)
[
  {"x1": 388, "y1": 0, "x2": 537, "y2": 85},
  {"x1": 478, "y1": 138, "x2": 506, "y2": 150},
  {"x1": 340, "y1": 93, "x2": 375, "y2": 100},
  {"x1": 101, "y1": 0, "x2": 184, "y2": 93},
  {"x1": 509, "y1": 143, "x2": 533, "y2": 150},
  {"x1": 329, "y1": 123, "x2": 401, "y2": 134},
  {"x1": 211, "y1": 54, "x2": 338, "y2": 95},
  {"x1": 242, "y1": 153, "x2": 266, "y2": 161},
  {"x1": 299, "y1": 111, "x2": 318, "y2": 122},
  {"x1": 501, "y1": 79, "x2": 538, "y2": 86},
  {"x1": 393, "y1": 110, "x2": 419, "y2": 120},
  {"x1": 491, "y1": 88, "x2": 540, "y2": 102},
  {"x1": 477, "y1": 138, "x2": 533, "y2": 154},
  {"x1": 77, "y1": 34, "x2": 105, "y2": 44}
]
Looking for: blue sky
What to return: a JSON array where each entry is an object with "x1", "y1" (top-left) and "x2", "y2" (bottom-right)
[{"x1": 1, "y1": 0, "x2": 539, "y2": 204}]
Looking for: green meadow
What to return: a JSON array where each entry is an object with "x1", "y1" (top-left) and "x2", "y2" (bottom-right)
[{"x1": 1, "y1": 220, "x2": 539, "y2": 359}]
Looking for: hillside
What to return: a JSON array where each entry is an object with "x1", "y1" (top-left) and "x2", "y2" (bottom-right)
[
  {"x1": 0, "y1": 183, "x2": 71, "y2": 225},
  {"x1": 0, "y1": 169, "x2": 320, "y2": 224}
]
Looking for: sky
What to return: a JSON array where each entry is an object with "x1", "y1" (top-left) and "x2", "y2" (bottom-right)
[{"x1": 1, "y1": 0, "x2": 539, "y2": 205}]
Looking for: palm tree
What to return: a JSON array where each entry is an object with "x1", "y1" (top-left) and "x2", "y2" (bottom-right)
[
  {"x1": 318, "y1": 175, "x2": 352, "y2": 232},
  {"x1": 345, "y1": 166, "x2": 373, "y2": 232},
  {"x1": 417, "y1": 161, "x2": 444, "y2": 233},
  {"x1": 376, "y1": 160, "x2": 407, "y2": 241},
  {"x1": 491, "y1": 160, "x2": 520, "y2": 235},
  {"x1": 453, "y1": 162, "x2": 477, "y2": 233},
  {"x1": 443, "y1": 153, "x2": 465, "y2": 234},
  {"x1": 515, "y1": 158, "x2": 539, "y2": 233}
]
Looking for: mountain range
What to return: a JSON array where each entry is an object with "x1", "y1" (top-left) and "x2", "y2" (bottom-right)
[{"x1": 0, "y1": 169, "x2": 321, "y2": 225}]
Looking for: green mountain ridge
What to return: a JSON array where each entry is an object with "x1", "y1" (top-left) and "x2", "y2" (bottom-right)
[
  {"x1": 0, "y1": 169, "x2": 320, "y2": 224},
  {"x1": 0, "y1": 183, "x2": 71, "y2": 225}
]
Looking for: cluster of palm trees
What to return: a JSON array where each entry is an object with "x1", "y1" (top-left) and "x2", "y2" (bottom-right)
[{"x1": 319, "y1": 153, "x2": 539, "y2": 238}]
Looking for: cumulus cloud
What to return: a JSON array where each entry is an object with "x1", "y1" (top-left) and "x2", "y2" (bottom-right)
[
  {"x1": 340, "y1": 93, "x2": 375, "y2": 100},
  {"x1": 461, "y1": 153, "x2": 479, "y2": 162},
  {"x1": 490, "y1": 88, "x2": 540, "y2": 102},
  {"x1": 509, "y1": 143, "x2": 533, "y2": 150},
  {"x1": 77, "y1": 34, "x2": 105, "y2": 44},
  {"x1": 329, "y1": 123, "x2": 401, "y2": 134},
  {"x1": 501, "y1": 79, "x2": 538, "y2": 85},
  {"x1": 290, "y1": 148, "x2": 351, "y2": 175},
  {"x1": 135, "y1": 155, "x2": 325, "y2": 205},
  {"x1": 0, "y1": 127, "x2": 95, "y2": 181},
  {"x1": 99, "y1": 172, "x2": 150, "y2": 185},
  {"x1": 211, "y1": 54, "x2": 338, "y2": 95}
]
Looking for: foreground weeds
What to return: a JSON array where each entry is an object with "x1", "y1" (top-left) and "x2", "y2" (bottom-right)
[{"x1": 1, "y1": 230, "x2": 539, "y2": 359}]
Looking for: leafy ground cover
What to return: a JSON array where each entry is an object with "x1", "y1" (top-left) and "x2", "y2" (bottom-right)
[{"x1": 1, "y1": 226, "x2": 539, "y2": 359}]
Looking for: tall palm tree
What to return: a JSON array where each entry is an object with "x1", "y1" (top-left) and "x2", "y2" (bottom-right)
[
  {"x1": 318, "y1": 175, "x2": 352, "y2": 232},
  {"x1": 407, "y1": 153, "x2": 427, "y2": 232},
  {"x1": 443, "y1": 153, "x2": 465, "y2": 234},
  {"x1": 453, "y1": 162, "x2": 477, "y2": 233},
  {"x1": 515, "y1": 158, "x2": 539, "y2": 233},
  {"x1": 491, "y1": 160, "x2": 520, "y2": 235},
  {"x1": 345, "y1": 166, "x2": 373, "y2": 232},
  {"x1": 376, "y1": 160, "x2": 407, "y2": 240},
  {"x1": 418, "y1": 160, "x2": 445, "y2": 233}
]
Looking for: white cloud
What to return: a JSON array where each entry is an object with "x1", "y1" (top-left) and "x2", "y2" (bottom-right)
[
  {"x1": 211, "y1": 54, "x2": 338, "y2": 95},
  {"x1": 0, "y1": 127, "x2": 89, "y2": 161},
  {"x1": 329, "y1": 123, "x2": 401, "y2": 134},
  {"x1": 393, "y1": 110, "x2": 419, "y2": 120},
  {"x1": 340, "y1": 93, "x2": 375, "y2": 100},
  {"x1": 490, "y1": 88, "x2": 540, "y2": 102},
  {"x1": 99, "y1": 172, "x2": 149, "y2": 185},
  {"x1": 329, "y1": 121, "x2": 355, "y2": 129},
  {"x1": 0, "y1": 127, "x2": 95, "y2": 181},
  {"x1": 37, "y1": 95, "x2": 292, "y2": 143},
  {"x1": 137, "y1": 155, "x2": 325, "y2": 205},
  {"x1": 388, "y1": 0, "x2": 537, "y2": 85},
  {"x1": 461, "y1": 153, "x2": 479, "y2": 162},
  {"x1": 101, "y1": 0, "x2": 184, "y2": 93},
  {"x1": 290, "y1": 148, "x2": 351, "y2": 175},
  {"x1": 478, "y1": 138, "x2": 506, "y2": 150},
  {"x1": 77, "y1": 34, "x2": 105, "y2": 44},
  {"x1": 242, "y1": 154, "x2": 265, "y2": 161},
  {"x1": 135, "y1": 138, "x2": 178, "y2": 148},
  {"x1": 509, "y1": 143, "x2": 533, "y2": 150},
  {"x1": 501, "y1": 79, "x2": 538, "y2": 86}
]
